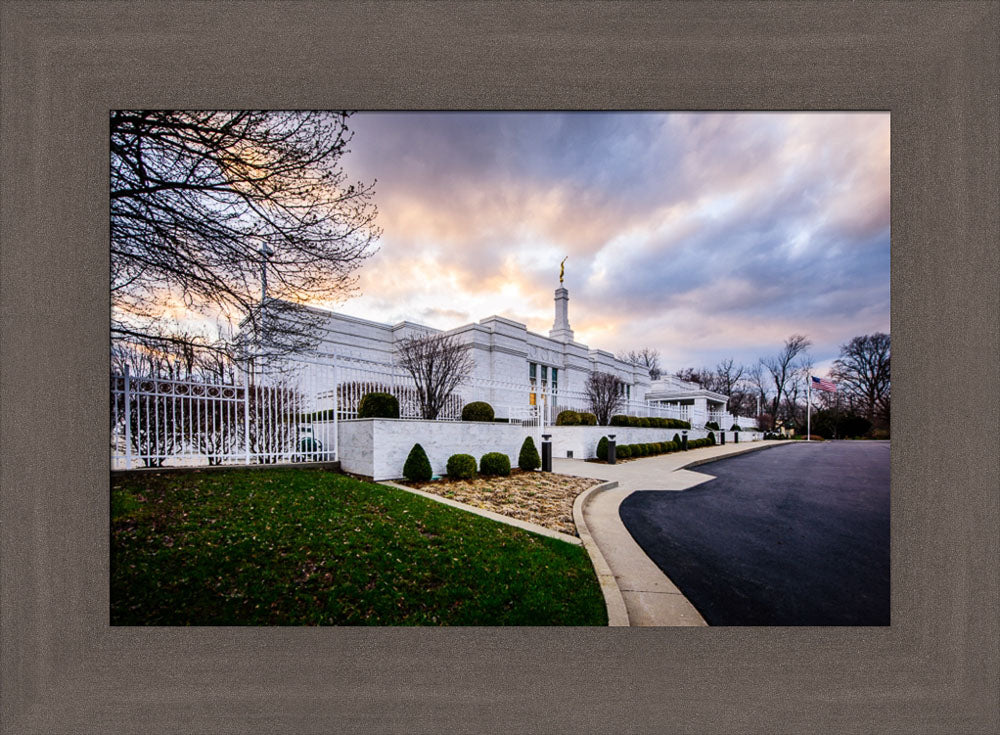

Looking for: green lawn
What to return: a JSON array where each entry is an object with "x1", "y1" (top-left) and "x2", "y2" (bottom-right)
[{"x1": 111, "y1": 467, "x2": 607, "y2": 625}]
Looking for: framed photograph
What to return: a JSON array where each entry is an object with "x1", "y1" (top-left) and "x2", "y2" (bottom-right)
[{"x1": 2, "y1": 2, "x2": 997, "y2": 732}]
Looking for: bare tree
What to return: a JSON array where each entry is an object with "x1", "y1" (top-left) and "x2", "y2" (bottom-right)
[
  {"x1": 586, "y1": 371, "x2": 625, "y2": 426},
  {"x1": 673, "y1": 367, "x2": 712, "y2": 387},
  {"x1": 395, "y1": 332, "x2": 474, "y2": 420},
  {"x1": 111, "y1": 110, "x2": 381, "y2": 358},
  {"x1": 760, "y1": 334, "x2": 811, "y2": 429},
  {"x1": 830, "y1": 333, "x2": 891, "y2": 426},
  {"x1": 746, "y1": 363, "x2": 771, "y2": 427},
  {"x1": 619, "y1": 348, "x2": 662, "y2": 380}
]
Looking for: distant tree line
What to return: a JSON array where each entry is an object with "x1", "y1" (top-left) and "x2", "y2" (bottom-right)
[{"x1": 623, "y1": 332, "x2": 890, "y2": 436}]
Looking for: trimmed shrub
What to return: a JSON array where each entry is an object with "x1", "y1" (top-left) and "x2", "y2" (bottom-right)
[
  {"x1": 556, "y1": 410, "x2": 581, "y2": 426},
  {"x1": 578, "y1": 412, "x2": 598, "y2": 426},
  {"x1": 446, "y1": 453, "x2": 477, "y2": 479},
  {"x1": 617, "y1": 445, "x2": 632, "y2": 459},
  {"x1": 596, "y1": 436, "x2": 609, "y2": 461},
  {"x1": 870, "y1": 428, "x2": 890, "y2": 440},
  {"x1": 658, "y1": 442, "x2": 668, "y2": 453},
  {"x1": 730, "y1": 423, "x2": 742, "y2": 431},
  {"x1": 518, "y1": 436, "x2": 540, "y2": 471},
  {"x1": 461, "y1": 401, "x2": 495, "y2": 422},
  {"x1": 646, "y1": 443, "x2": 656, "y2": 455},
  {"x1": 610, "y1": 415, "x2": 629, "y2": 426},
  {"x1": 672, "y1": 433, "x2": 681, "y2": 446},
  {"x1": 638, "y1": 417, "x2": 651, "y2": 428},
  {"x1": 480, "y1": 452, "x2": 511, "y2": 476},
  {"x1": 358, "y1": 392, "x2": 400, "y2": 419},
  {"x1": 402, "y1": 443, "x2": 432, "y2": 482},
  {"x1": 707, "y1": 431, "x2": 716, "y2": 445},
  {"x1": 705, "y1": 421, "x2": 720, "y2": 431}
]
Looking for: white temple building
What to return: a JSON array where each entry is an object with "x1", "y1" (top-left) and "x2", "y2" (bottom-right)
[{"x1": 276, "y1": 277, "x2": 735, "y2": 426}]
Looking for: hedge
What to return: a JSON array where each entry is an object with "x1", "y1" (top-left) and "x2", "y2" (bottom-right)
[
  {"x1": 461, "y1": 401, "x2": 495, "y2": 422},
  {"x1": 358, "y1": 392, "x2": 400, "y2": 419},
  {"x1": 617, "y1": 445, "x2": 632, "y2": 459},
  {"x1": 578, "y1": 412, "x2": 598, "y2": 426},
  {"x1": 610, "y1": 414, "x2": 690, "y2": 429},
  {"x1": 556, "y1": 410, "x2": 580, "y2": 426},
  {"x1": 402, "y1": 443, "x2": 432, "y2": 482},
  {"x1": 479, "y1": 452, "x2": 511, "y2": 476},
  {"x1": 518, "y1": 436, "x2": 540, "y2": 471},
  {"x1": 446, "y1": 453, "x2": 477, "y2": 479}
]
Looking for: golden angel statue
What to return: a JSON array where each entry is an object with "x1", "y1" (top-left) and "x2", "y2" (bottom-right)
[{"x1": 559, "y1": 256, "x2": 567, "y2": 284}]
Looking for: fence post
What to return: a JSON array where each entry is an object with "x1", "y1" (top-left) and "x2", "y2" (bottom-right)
[
  {"x1": 243, "y1": 365, "x2": 251, "y2": 465},
  {"x1": 332, "y1": 356, "x2": 339, "y2": 462},
  {"x1": 123, "y1": 364, "x2": 132, "y2": 470}
]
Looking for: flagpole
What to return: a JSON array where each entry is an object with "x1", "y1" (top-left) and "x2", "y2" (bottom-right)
[{"x1": 807, "y1": 376, "x2": 811, "y2": 441}]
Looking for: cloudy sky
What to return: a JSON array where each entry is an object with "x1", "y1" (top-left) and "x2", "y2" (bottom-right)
[{"x1": 323, "y1": 111, "x2": 889, "y2": 375}]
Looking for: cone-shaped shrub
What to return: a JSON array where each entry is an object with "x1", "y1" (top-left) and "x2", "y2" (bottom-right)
[
  {"x1": 518, "y1": 436, "x2": 540, "y2": 471},
  {"x1": 672, "y1": 433, "x2": 681, "y2": 446},
  {"x1": 479, "y1": 452, "x2": 511, "y2": 477},
  {"x1": 596, "y1": 436, "x2": 609, "y2": 461},
  {"x1": 707, "y1": 431, "x2": 716, "y2": 445},
  {"x1": 402, "y1": 443, "x2": 432, "y2": 482},
  {"x1": 446, "y1": 453, "x2": 477, "y2": 480}
]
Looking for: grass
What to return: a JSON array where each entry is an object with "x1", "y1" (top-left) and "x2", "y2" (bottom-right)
[{"x1": 111, "y1": 467, "x2": 608, "y2": 626}]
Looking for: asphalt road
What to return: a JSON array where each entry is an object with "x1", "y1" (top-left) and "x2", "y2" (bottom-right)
[{"x1": 619, "y1": 441, "x2": 890, "y2": 626}]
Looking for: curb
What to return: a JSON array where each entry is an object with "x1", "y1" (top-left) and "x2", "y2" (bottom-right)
[
  {"x1": 379, "y1": 481, "x2": 582, "y2": 546},
  {"x1": 573, "y1": 481, "x2": 631, "y2": 627}
]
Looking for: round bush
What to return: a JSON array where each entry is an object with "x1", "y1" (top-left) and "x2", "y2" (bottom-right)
[
  {"x1": 480, "y1": 452, "x2": 511, "y2": 476},
  {"x1": 578, "y1": 412, "x2": 598, "y2": 426},
  {"x1": 446, "y1": 453, "x2": 477, "y2": 480},
  {"x1": 705, "y1": 421, "x2": 720, "y2": 431},
  {"x1": 402, "y1": 443, "x2": 432, "y2": 482},
  {"x1": 358, "y1": 392, "x2": 399, "y2": 419},
  {"x1": 461, "y1": 401, "x2": 495, "y2": 422},
  {"x1": 658, "y1": 442, "x2": 668, "y2": 453},
  {"x1": 518, "y1": 436, "x2": 540, "y2": 471},
  {"x1": 596, "y1": 436, "x2": 609, "y2": 461},
  {"x1": 556, "y1": 410, "x2": 580, "y2": 426},
  {"x1": 617, "y1": 445, "x2": 632, "y2": 459},
  {"x1": 610, "y1": 415, "x2": 630, "y2": 426}
]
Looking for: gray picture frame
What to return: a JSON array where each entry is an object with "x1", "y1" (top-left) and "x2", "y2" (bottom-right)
[{"x1": 1, "y1": 1, "x2": 997, "y2": 732}]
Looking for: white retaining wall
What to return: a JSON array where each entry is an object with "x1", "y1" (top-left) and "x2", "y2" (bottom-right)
[
  {"x1": 335, "y1": 419, "x2": 532, "y2": 481},
  {"x1": 327, "y1": 419, "x2": 763, "y2": 480}
]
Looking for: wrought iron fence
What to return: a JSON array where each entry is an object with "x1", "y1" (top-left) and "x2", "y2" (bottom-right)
[{"x1": 111, "y1": 351, "x2": 719, "y2": 469}]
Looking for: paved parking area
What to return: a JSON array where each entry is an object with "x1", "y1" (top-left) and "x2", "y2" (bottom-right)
[{"x1": 618, "y1": 441, "x2": 890, "y2": 625}]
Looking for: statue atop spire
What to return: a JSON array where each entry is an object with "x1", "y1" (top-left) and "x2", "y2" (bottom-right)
[{"x1": 559, "y1": 256, "x2": 567, "y2": 285}]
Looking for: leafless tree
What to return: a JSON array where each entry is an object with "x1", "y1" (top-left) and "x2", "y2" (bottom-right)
[
  {"x1": 760, "y1": 334, "x2": 811, "y2": 429},
  {"x1": 585, "y1": 371, "x2": 625, "y2": 426},
  {"x1": 830, "y1": 333, "x2": 891, "y2": 426},
  {"x1": 619, "y1": 348, "x2": 662, "y2": 380},
  {"x1": 111, "y1": 110, "x2": 381, "y2": 358},
  {"x1": 395, "y1": 332, "x2": 474, "y2": 420}
]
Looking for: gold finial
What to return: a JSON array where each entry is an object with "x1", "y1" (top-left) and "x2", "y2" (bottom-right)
[{"x1": 559, "y1": 256, "x2": 567, "y2": 284}]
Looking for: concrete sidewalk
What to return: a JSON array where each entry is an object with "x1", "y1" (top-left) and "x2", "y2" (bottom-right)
[{"x1": 555, "y1": 440, "x2": 790, "y2": 626}]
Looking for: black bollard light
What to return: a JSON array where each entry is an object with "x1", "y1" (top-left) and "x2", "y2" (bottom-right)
[
  {"x1": 608, "y1": 434, "x2": 617, "y2": 465},
  {"x1": 720, "y1": 429, "x2": 725, "y2": 445},
  {"x1": 541, "y1": 433, "x2": 552, "y2": 472},
  {"x1": 681, "y1": 430, "x2": 688, "y2": 451},
  {"x1": 734, "y1": 430, "x2": 739, "y2": 444}
]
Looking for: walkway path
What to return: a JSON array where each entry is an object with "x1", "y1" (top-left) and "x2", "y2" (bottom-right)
[{"x1": 555, "y1": 440, "x2": 788, "y2": 626}]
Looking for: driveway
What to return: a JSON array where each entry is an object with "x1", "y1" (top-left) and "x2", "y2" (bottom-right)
[{"x1": 618, "y1": 441, "x2": 890, "y2": 626}]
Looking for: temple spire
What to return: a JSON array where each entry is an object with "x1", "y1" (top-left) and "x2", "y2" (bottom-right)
[{"x1": 549, "y1": 261, "x2": 574, "y2": 343}]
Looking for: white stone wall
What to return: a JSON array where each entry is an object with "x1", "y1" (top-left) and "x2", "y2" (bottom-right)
[
  {"x1": 336, "y1": 419, "x2": 531, "y2": 481},
  {"x1": 549, "y1": 426, "x2": 762, "y2": 459},
  {"x1": 331, "y1": 418, "x2": 763, "y2": 477}
]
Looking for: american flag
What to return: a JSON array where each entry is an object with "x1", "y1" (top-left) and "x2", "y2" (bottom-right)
[{"x1": 811, "y1": 376, "x2": 837, "y2": 392}]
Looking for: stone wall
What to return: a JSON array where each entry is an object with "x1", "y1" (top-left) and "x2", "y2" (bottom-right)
[{"x1": 336, "y1": 419, "x2": 532, "y2": 481}]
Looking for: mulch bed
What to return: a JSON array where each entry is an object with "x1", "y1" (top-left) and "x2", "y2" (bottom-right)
[{"x1": 407, "y1": 469, "x2": 598, "y2": 536}]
